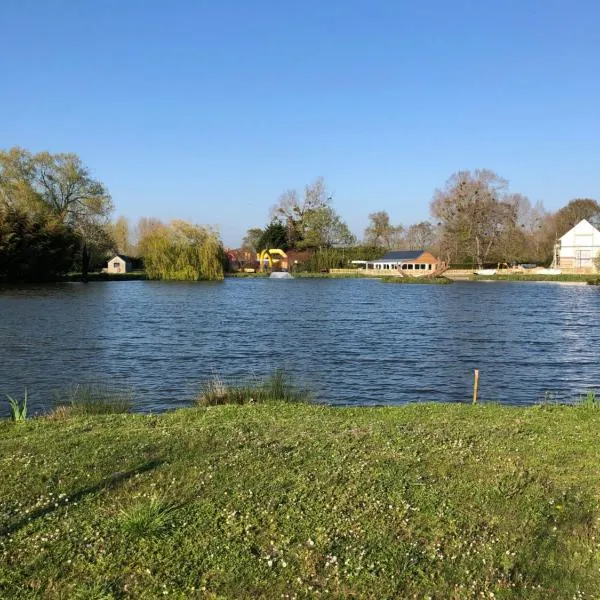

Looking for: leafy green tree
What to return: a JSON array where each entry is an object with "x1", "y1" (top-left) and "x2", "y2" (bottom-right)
[
  {"x1": 257, "y1": 222, "x2": 288, "y2": 251},
  {"x1": 0, "y1": 147, "x2": 114, "y2": 277},
  {"x1": 297, "y1": 206, "x2": 355, "y2": 250},
  {"x1": 0, "y1": 204, "x2": 78, "y2": 281}
]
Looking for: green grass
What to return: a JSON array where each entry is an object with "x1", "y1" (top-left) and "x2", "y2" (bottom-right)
[
  {"x1": 469, "y1": 273, "x2": 593, "y2": 282},
  {"x1": 51, "y1": 385, "x2": 133, "y2": 416},
  {"x1": 5, "y1": 389, "x2": 27, "y2": 422},
  {"x1": 381, "y1": 276, "x2": 453, "y2": 284},
  {"x1": 196, "y1": 370, "x2": 308, "y2": 406},
  {"x1": 2, "y1": 403, "x2": 600, "y2": 598}
]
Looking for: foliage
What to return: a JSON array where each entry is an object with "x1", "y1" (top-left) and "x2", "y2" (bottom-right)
[
  {"x1": 296, "y1": 205, "x2": 355, "y2": 249},
  {"x1": 241, "y1": 227, "x2": 264, "y2": 253},
  {"x1": 363, "y1": 210, "x2": 403, "y2": 248},
  {"x1": 553, "y1": 198, "x2": 600, "y2": 237},
  {"x1": 111, "y1": 216, "x2": 131, "y2": 255},
  {"x1": 270, "y1": 177, "x2": 354, "y2": 250},
  {"x1": 0, "y1": 147, "x2": 114, "y2": 276},
  {"x1": 6, "y1": 389, "x2": 27, "y2": 422},
  {"x1": 296, "y1": 246, "x2": 384, "y2": 272},
  {"x1": 53, "y1": 385, "x2": 132, "y2": 416},
  {"x1": 139, "y1": 220, "x2": 225, "y2": 281},
  {"x1": 0, "y1": 204, "x2": 79, "y2": 282},
  {"x1": 257, "y1": 222, "x2": 288, "y2": 251},
  {"x1": 2, "y1": 403, "x2": 600, "y2": 597},
  {"x1": 196, "y1": 370, "x2": 308, "y2": 406}
]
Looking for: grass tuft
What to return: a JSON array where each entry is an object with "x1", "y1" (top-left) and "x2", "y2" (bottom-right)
[
  {"x1": 577, "y1": 390, "x2": 599, "y2": 409},
  {"x1": 6, "y1": 388, "x2": 27, "y2": 422},
  {"x1": 53, "y1": 384, "x2": 132, "y2": 416},
  {"x1": 196, "y1": 369, "x2": 308, "y2": 406},
  {"x1": 119, "y1": 497, "x2": 176, "y2": 538}
]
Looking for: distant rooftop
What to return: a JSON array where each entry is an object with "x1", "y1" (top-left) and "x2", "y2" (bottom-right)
[{"x1": 380, "y1": 250, "x2": 425, "y2": 261}]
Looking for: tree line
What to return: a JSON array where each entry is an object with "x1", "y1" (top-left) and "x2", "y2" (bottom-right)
[
  {"x1": 244, "y1": 172, "x2": 600, "y2": 269},
  {"x1": 2, "y1": 145, "x2": 598, "y2": 281}
]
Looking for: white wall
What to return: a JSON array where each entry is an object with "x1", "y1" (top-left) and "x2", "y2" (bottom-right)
[
  {"x1": 558, "y1": 220, "x2": 600, "y2": 268},
  {"x1": 107, "y1": 256, "x2": 128, "y2": 274}
]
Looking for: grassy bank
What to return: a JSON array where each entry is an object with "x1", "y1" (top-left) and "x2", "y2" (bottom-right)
[
  {"x1": 63, "y1": 272, "x2": 148, "y2": 282},
  {"x1": 469, "y1": 273, "x2": 593, "y2": 283},
  {"x1": 381, "y1": 276, "x2": 453, "y2": 284},
  {"x1": 2, "y1": 403, "x2": 600, "y2": 598}
]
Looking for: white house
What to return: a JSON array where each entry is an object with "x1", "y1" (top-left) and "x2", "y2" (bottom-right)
[
  {"x1": 106, "y1": 255, "x2": 132, "y2": 274},
  {"x1": 553, "y1": 219, "x2": 600, "y2": 271}
]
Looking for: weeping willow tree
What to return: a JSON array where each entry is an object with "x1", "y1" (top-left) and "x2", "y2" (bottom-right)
[{"x1": 140, "y1": 220, "x2": 225, "y2": 281}]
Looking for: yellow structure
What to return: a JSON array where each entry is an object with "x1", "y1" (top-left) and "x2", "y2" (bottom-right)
[{"x1": 257, "y1": 249, "x2": 288, "y2": 271}]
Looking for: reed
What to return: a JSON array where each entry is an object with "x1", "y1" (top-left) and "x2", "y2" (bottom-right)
[
  {"x1": 53, "y1": 384, "x2": 132, "y2": 416},
  {"x1": 196, "y1": 369, "x2": 308, "y2": 406},
  {"x1": 5, "y1": 389, "x2": 27, "y2": 422}
]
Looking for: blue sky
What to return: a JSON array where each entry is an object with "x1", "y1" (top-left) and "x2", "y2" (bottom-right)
[{"x1": 2, "y1": 0, "x2": 599, "y2": 246}]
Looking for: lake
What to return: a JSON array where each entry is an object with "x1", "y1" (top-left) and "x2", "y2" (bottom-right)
[{"x1": 0, "y1": 278, "x2": 599, "y2": 415}]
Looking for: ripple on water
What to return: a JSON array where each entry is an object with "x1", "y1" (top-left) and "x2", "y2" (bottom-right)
[{"x1": 0, "y1": 279, "x2": 599, "y2": 414}]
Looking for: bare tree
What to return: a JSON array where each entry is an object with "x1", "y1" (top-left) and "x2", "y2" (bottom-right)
[
  {"x1": 431, "y1": 169, "x2": 522, "y2": 268},
  {"x1": 404, "y1": 221, "x2": 436, "y2": 251}
]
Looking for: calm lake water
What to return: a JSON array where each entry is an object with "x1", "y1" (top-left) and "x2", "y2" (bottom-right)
[{"x1": 0, "y1": 279, "x2": 599, "y2": 415}]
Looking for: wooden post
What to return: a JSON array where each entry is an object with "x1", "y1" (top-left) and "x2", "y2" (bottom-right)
[{"x1": 472, "y1": 369, "x2": 479, "y2": 404}]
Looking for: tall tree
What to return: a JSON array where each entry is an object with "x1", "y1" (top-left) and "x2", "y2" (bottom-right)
[
  {"x1": 404, "y1": 221, "x2": 436, "y2": 251},
  {"x1": 364, "y1": 211, "x2": 403, "y2": 248},
  {"x1": 271, "y1": 177, "x2": 332, "y2": 247},
  {"x1": 139, "y1": 220, "x2": 225, "y2": 281},
  {"x1": 431, "y1": 169, "x2": 521, "y2": 267},
  {"x1": 0, "y1": 148, "x2": 114, "y2": 276},
  {"x1": 112, "y1": 216, "x2": 131, "y2": 255},
  {"x1": 0, "y1": 204, "x2": 78, "y2": 282},
  {"x1": 297, "y1": 206, "x2": 356, "y2": 250},
  {"x1": 257, "y1": 222, "x2": 288, "y2": 251},
  {"x1": 553, "y1": 198, "x2": 600, "y2": 236},
  {"x1": 242, "y1": 227, "x2": 264, "y2": 253}
]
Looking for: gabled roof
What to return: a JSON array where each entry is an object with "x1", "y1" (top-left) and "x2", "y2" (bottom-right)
[
  {"x1": 559, "y1": 219, "x2": 600, "y2": 241},
  {"x1": 380, "y1": 250, "x2": 425, "y2": 261},
  {"x1": 110, "y1": 254, "x2": 134, "y2": 262}
]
